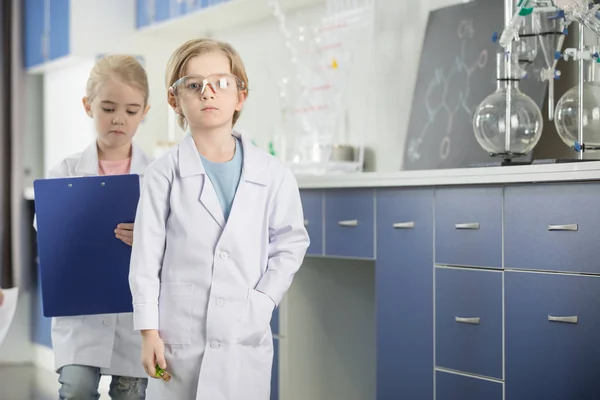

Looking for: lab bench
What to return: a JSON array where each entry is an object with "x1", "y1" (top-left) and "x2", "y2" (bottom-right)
[
  {"x1": 24, "y1": 161, "x2": 600, "y2": 400},
  {"x1": 290, "y1": 161, "x2": 600, "y2": 400}
]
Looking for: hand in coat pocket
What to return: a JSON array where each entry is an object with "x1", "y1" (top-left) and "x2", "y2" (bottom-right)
[{"x1": 239, "y1": 289, "x2": 275, "y2": 346}]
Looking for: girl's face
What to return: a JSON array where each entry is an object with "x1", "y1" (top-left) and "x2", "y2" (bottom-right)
[
  {"x1": 169, "y1": 52, "x2": 246, "y2": 132},
  {"x1": 83, "y1": 78, "x2": 150, "y2": 150}
]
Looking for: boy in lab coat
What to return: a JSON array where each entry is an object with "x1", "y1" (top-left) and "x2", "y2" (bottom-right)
[{"x1": 129, "y1": 38, "x2": 310, "y2": 399}]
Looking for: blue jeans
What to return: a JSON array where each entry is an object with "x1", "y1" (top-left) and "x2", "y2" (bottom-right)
[{"x1": 58, "y1": 365, "x2": 147, "y2": 400}]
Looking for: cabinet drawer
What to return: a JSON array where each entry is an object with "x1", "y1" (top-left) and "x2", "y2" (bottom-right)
[
  {"x1": 505, "y1": 271, "x2": 600, "y2": 400},
  {"x1": 325, "y1": 189, "x2": 374, "y2": 259},
  {"x1": 376, "y1": 188, "x2": 434, "y2": 399},
  {"x1": 435, "y1": 267, "x2": 503, "y2": 379},
  {"x1": 505, "y1": 182, "x2": 600, "y2": 274},
  {"x1": 436, "y1": 371, "x2": 503, "y2": 400},
  {"x1": 435, "y1": 186, "x2": 502, "y2": 268},
  {"x1": 300, "y1": 190, "x2": 323, "y2": 256}
]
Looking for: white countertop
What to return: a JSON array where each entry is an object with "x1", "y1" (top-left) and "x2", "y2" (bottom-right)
[
  {"x1": 22, "y1": 161, "x2": 600, "y2": 200},
  {"x1": 296, "y1": 161, "x2": 600, "y2": 189}
]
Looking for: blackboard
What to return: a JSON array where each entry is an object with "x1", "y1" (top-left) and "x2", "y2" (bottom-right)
[{"x1": 402, "y1": 0, "x2": 549, "y2": 170}]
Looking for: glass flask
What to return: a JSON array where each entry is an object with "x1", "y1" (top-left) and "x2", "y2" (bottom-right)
[
  {"x1": 473, "y1": 52, "x2": 543, "y2": 158},
  {"x1": 554, "y1": 58, "x2": 600, "y2": 150}
]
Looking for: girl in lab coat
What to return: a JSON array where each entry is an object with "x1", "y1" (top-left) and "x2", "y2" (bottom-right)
[
  {"x1": 129, "y1": 38, "x2": 310, "y2": 399},
  {"x1": 46, "y1": 55, "x2": 153, "y2": 400}
]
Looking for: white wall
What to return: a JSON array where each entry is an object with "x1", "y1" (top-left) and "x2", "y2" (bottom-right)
[
  {"x1": 118, "y1": 0, "x2": 467, "y2": 173},
  {"x1": 43, "y1": 60, "x2": 95, "y2": 175}
]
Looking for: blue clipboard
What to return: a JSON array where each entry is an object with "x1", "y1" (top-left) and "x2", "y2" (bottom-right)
[{"x1": 33, "y1": 174, "x2": 140, "y2": 317}]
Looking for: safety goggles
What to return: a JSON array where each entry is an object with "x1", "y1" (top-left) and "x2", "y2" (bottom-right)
[{"x1": 169, "y1": 73, "x2": 246, "y2": 97}]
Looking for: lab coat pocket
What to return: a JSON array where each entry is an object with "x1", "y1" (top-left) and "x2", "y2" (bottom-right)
[
  {"x1": 52, "y1": 316, "x2": 83, "y2": 326},
  {"x1": 158, "y1": 282, "x2": 193, "y2": 345},
  {"x1": 239, "y1": 289, "x2": 275, "y2": 346}
]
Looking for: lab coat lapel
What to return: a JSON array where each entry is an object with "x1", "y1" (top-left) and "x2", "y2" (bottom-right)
[
  {"x1": 178, "y1": 134, "x2": 226, "y2": 228},
  {"x1": 224, "y1": 131, "x2": 269, "y2": 228},
  {"x1": 74, "y1": 141, "x2": 100, "y2": 176},
  {"x1": 129, "y1": 141, "x2": 153, "y2": 176}
]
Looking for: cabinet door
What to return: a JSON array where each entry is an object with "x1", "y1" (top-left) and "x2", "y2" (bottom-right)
[
  {"x1": 435, "y1": 186, "x2": 502, "y2": 269},
  {"x1": 300, "y1": 190, "x2": 323, "y2": 256},
  {"x1": 270, "y1": 307, "x2": 280, "y2": 400},
  {"x1": 48, "y1": 0, "x2": 70, "y2": 61},
  {"x1": 435, "y1": 268, "x2": 503, "y2": 379},
  {"x1": 505, "y1": 182, "x2": 600, "y2": 274},
  {"x1": 376, "y1": 188, "x2": 433, "y2": 399},
  {"x1": 136, "y1": 0, "x2": 153, "y2": 28},
  {"x1": 24, "y1": 0, "x2": 45, "y2": 68},
  {"x1": 325, "y1": 189, "x2": 374, "y2": 259},
  {"x1": 436, "y1": 371, "x2": 503, "y2": 400},
  {"x1": 183, "y1": 0, "x2": 207, "y2": 13},
  {"x1": 505, "y1": 271, "x2": 600, "y2": 400},
  {"x1": 154, "y1": 0, "x2": 185, "y2": 22}
]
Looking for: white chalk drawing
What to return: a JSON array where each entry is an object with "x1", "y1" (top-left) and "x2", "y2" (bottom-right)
[{"x1": 407, "y1": 19, "x2": 488, "y2": 163}]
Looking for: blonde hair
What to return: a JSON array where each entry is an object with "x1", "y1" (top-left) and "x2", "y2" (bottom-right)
[
  {"x1": 165, "y1": 38, "x2": 249, "y2": 130},
  {"x1": 86, "y1": 55, "x2": 150, "y2": 106}
]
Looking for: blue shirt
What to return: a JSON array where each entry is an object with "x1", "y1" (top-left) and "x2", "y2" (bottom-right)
[{"x1": 199, "y1": 137, "x2": 243, "y2": 221}]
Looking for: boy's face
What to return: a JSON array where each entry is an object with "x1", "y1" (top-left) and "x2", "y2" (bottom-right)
[
  {"x1": 169, "y1": 52, "x2": 246, "y2": 131},
  {"x1": 83, "y1": 78, "x2": 150, "y2": 150}
]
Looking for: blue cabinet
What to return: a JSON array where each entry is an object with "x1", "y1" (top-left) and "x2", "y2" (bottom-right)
[
  {"x1": 24, "y1": 0, "x2": 70, "y2": 69},
  {"x1": 48, "y1": 0, "x2": 70, "y2": 61},
  {"x1": 375, "y1": 188, "x2": 434, "y2": 399},
  {"x1": 154, "y1": 0, "x2": 186, "y2": 23},
  {"x1": 435, "y1": 267, "x2": 503, "y2": 379},
  {"x1": 270, "y1": 307, "x2": 280, "y2": 400},
  {"x1": 300, "y1": 190, "x2": 323, "y2": 256},
  {"x1": 136, "y1": 0, "x2": 217, "y2": 30},
  {"x1": 324, "y1": 189, "x2": 374, "y2": 259},
  {"x1": 436, "y1": 371, "x2": 503, "y2": 400},
  {"x1": 24, "y1": 0, "x2": 47, "y2": 69},
  {"x1": 435, "y1": 186, "x2": 503, "y2": 269},
  {"x1": 135, "y1": 0, "x2": 153, "y2": 28},
  {"x1": 505, "y1": 182, "x2": 600, "y2": 274},
  {"x1": 505, "y1": 271, "x2": 600, "y2": 399}
]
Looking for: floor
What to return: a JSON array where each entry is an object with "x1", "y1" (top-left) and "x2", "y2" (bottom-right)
[
  {"x1": 0, "y1": 364, "x2": 112, "y2": 400},
  {"x1": 0, "y1": 364, "x2": 55, "y2": 400}
]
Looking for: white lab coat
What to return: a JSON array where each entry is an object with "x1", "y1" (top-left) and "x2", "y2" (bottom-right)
[
  {"x1": 38, "y1": 140, "x2": 153, "y2": 378},
  {"x1": 129, "y1": 131, "x2": 309, "y2": 400}
]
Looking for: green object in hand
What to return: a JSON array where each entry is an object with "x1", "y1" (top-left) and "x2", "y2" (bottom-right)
[{"x1": 155, "y1": 364, "x2": 172, "y2": 381}]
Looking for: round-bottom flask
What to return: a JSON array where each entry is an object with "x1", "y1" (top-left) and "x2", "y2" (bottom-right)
[
  {"x1": 555, "y1": 59, "x2": 600, "y2": 151},
  {"x1": 473, "y1": 52, "x2": 543, "y2": 158}
]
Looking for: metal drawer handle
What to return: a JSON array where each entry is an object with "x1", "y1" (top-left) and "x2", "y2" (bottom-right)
[
  {"x1": 548, "y1": 315, "x2": 578, "y2": 324},
  {"x1": 455, "y1": 317, "x2": 480, "y2": 325},
  {"x1": 393, "y1": 221, "x2": 415, "y2": 229},
  {"x1": 338, "y1": 220, "x2": 358, "y2": 227},
  {"x1": 455, "y1": 223, "x2": 480, "y2": 230},
  {"x1": 548, "y1": 224, "x2": 578, "y2": 232},
  {"x1": 303, "y1": 219, "x2": 309, "y2": 226},
  {"x1": 273, "y1": 334, "x2": 285, "y2": 340}
]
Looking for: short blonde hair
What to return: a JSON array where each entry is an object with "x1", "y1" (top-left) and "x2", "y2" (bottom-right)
[
  {"x1": 165, "y1": 38, "x2": 249, "y2": 130},
  {"x1": 86, "y1": 55, "x2": 149, "y2": 106}
]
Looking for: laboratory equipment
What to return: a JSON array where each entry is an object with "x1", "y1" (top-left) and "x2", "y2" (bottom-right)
[
  {"x1": 267, "y1": 0, "x2": 374, "y2": 174},
  {"x1": 555, "y1": 48, "x2": 600, "y2": 149},
  {"x1": 473, "y1": 52, "x2": 543, "y2": 158},
  {"x1": 481, "y1": 0, "x2": 600, "y2": 160}
]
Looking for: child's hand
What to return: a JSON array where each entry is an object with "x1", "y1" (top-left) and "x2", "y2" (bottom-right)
[
  {"x1": 141, "y1": 330, "x2": 166, "y2": 379},
  {"x1": 115, "y1": 223, "x2": 134, "y2": 246}
]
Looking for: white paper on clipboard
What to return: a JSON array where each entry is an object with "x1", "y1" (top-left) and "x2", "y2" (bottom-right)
[{"x1": 0, "y1": 287, "x2": 19, "y2": 348}]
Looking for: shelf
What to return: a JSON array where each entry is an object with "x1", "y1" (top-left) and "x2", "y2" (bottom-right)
[{"x1": 136, "y1": 0, "x2": 324, "y2": 41}]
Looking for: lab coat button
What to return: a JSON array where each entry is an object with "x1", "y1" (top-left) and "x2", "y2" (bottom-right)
[
  {"x1": 216, "y1": 299, "x2": 225, "y2": 306},
  {"x1": 102, "y1": 320, "x2": 111, "y2": 326},
  {"x1": 219, "y1": 252, "x2": 229, "y2": 260},
  {"x1": 210, "y1": 341, "x2": 220, "y2": 349}
]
